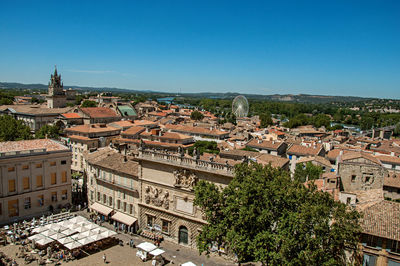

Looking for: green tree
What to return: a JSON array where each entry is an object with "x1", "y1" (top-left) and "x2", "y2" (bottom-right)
[
  {"x1": 259, "y1": 113, "x2": 273, "y2": 128},
  {"x1": 36, "y1": 124, "x2": 61, "y2": 139},
  {"x1": 194, "y1": 162, "x2": 361, "y2": 265},
  {"x1": 393, "y1": 123, "x2": 400, "y2": 137},
  {"x1": 294, "y1": 162, "x2": 324, "y2": 183},
  {"x1": 190, "y1": 110, "x2": 204, "y2": 121},
  {"x1": 188, "y1": 141, "x2": 219, "y2": 155},
  {"x1": 0, "y1": 115, "x2": 32, "y2": 141},
  {"x1": 81, "y1": 100, "x2": 97, "y2": 107},
  {"x1": 360, "y1": 116, "x2": 375, "y2": 130},
  {"x1": 313, "y1": 114, "x2": 331, "y2": 128}
]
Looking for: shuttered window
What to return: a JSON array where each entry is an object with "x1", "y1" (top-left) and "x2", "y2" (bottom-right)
[
  {"x1": 61, "y1": 171, "x2": 67, "y2": 183},
  {"x1": 36, "y1": 175, "x2": 43, "y2": 188},
  {"x1": 23, "y1": 177, "x2": 30, "y2": 190},
  {"x1": 8, "y1": 180, "x2": 16, "y2": 192},
  {"x1": 51, "y1": 173, "x2": 57, "y2": 185}
]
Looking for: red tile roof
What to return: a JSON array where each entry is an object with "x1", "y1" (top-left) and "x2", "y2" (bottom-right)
[
  {"x1": 361, "y1": 200, "x2": 400, "y2": 241},
  {"x1": 121, "y1": 126, "x2": 146, "y2": 136},
  {"x1": 246, "y1": 139, "x2": 285, "y2": 151},
  {"x1": 80, "y1": 107, "x2": 118, "y2": 118},
  {"x1": 0, "y1": 139, "x2": 69, "y2": 153},
  {"x1": 62, "y1": 113, "x2": 82, "y2": 119},
  {"x1": 65, "y1": 124, "x2": 121, "y2": 134},
  {"x1": 287, "y1": 144, "x2": 323, "y2": 156}
]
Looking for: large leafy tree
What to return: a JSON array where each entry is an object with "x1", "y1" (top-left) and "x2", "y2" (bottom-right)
[
  {"x1": 194, "y1": 162, "x2": 361, "y2": 265},
  {"x1": 36, "y1": 124, "x2": 61, "y2": 139},
  {"x1": 259, "y1": 113, "x2": 273, "y2": 128},
  {"x1": 0, "y1": 115, "x2": 32, "y2": 141},
  {"x1": 81, "y1": 100, "x2": 97, "y2": 107},
  {"x1": 190, "y1": 110, "x2": 204, "y2": 121},
  {"x1": 294, "y1": 162, "x2": 324, "y2": 183}
]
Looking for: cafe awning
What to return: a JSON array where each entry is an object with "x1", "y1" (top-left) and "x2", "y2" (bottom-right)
[
  {"x1": 111, "y1": 211, "x2": 137, "y2": 226},
  {"x1": 90, "y1": 202, "x2": 113, "y2": 216}
]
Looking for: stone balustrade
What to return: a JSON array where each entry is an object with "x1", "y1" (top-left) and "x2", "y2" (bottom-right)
[{"x1": 137, "y1": 150, "x2": 234, "y2": 176}]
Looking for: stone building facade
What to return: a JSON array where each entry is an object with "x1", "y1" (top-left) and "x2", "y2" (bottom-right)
[
  {"x1": 135, "y1": 149, "x2": 233, "y2": 248},
  {"x1": 0, "y1": 139, "x2": 72, "y2": 224},
  {"x1": 338, "y1": 152, "x2": 388, "y2": 192}
]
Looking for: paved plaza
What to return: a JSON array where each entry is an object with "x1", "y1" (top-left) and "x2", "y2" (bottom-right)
[{"x1": 0, "y1": 210, "x2": 236, "y2": 266}]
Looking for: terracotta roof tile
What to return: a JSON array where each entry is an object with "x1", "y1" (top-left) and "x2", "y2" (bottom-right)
[
  {"x1": 360, "y1": 200, "x2": 400, "y2": 241},
  {"x1": 65, "y1": 124, "x2": 121, "y2": 134},
  {"x1": 287, "y1": 144, "x2": 323, "y2": 156},
  {"x1": 246, "y1": 139, "x2": 284, "y2": 151},
  {"x1": 80, "y1": 107, "x2": 118, "y2": 118},
  {"x1": 0, "y1": 139, "x2": 69, "y2": 153},
  {"x1": 121, "y1": 126, "x2": 146, "y2": 136},
  {"x1": 62, "y1": 113, "x2": 82, "y2": 119}
]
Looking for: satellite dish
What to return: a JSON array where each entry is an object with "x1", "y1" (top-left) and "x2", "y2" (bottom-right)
[{"x1": 232, "y1": 95, "x2": 249, "y2": 118}]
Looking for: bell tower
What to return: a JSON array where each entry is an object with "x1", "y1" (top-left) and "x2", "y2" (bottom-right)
[{"x1": 47, "y1": 66, "x2": 66, "y2": 108}]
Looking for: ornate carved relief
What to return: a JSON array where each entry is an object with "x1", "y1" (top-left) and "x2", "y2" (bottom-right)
[
  {"x1": 173, "y1": 169, "x2": 197, "y2": 190},
  {"x1": 144, "y1": 186, "x2": 170, "y2": 209}
]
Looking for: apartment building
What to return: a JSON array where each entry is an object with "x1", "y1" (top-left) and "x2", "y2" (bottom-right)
[
  {"x1": 0, "y1": 139, "x2": 72, "y2": 224},
  {"x1": 65, "y1": 124, "x2": 121, "y2": 172}
]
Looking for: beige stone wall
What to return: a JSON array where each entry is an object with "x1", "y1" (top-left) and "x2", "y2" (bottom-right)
[
  {"x1": 338, "y1": 158, "x2": 387, "y2": 192},
  {"x1": 0, "y1": 151, "x2": 72, "y2": 223},
  {"x1": 86, "y1": 163, "x2": 140, "y2": 220},
  {"x1": 139, "y1": 159, "x2": 232, "y2": 247},
  {"x1": 139, "y1": 204, "x2": 203, "y2": 248}
]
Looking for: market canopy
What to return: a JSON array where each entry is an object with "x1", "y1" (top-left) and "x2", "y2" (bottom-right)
[
  {"x1": 181, "y1": 262, "x2": 197, "y2": 266},
  {"x1": 149, "y1": 248, "x2": 165, "y2": 256},
  {"x1": 111, "y1": 211, "x2": 137, "y2": 226},
  {"x1": 90, "y1": 202, "x2": 113, "y2": 216},
  {"x1": 137, "y1": 242, "x2": 157, "y2": 252},
  {"x1": 65, "y1": 241, "x2": 81, "y2": 250}
]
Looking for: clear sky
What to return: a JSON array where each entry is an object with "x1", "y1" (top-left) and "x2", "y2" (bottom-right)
[{"x1": 0, "y1": 0, "x2": 399, "y2": 98}]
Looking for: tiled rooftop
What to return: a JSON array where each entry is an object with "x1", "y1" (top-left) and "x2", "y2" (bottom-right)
[
  {"x1": 80, "y1": 107, "x2": 118, "y2": 118},
  {"x1": 361, "y1": 200, "x2": 400, "y2": 241},
  {"x1": 0, "y1": 139, "x2": 69, "y2": 153}
]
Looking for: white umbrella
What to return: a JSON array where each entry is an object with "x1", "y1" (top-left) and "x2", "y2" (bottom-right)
[
  {"x1": 100, "y1": 230, "x2": 117, "y2": 238},
  {"x1": 181, "y1": 262, "x2": 197, "y2": 266},
  {"x1": 36, "y1": 237, "x2": 54, "y2": 245},
  {"x1": 150, "y1": 248, "x2": 165, "y2": 256},
  {"x1": 85, "y1": 223, "x2": 99, "y2": 230},
  {"x1": 41, "y1": 230, "x2": 56, "y2": 237},
  {"x1": 60, "y1": 228, "x2": 76, "y2": 236},
  {"x1": 78, "y1": 236, "x2": 95, "y2": 245},
  {"x1": 65, "y1": 241, "x2": 81, "y2": 250},
  {"x1": 57, "y1": 237, "x2": 74, "y2": 245},
  {"x1": 32, "y1": 227, "x2": 46, "y2": 234},
  {"x1": 79, "y1": 231, "x2": 91, "y2": 237},
  {"x1": 69, "y1": 216, "x2": 87, "y2": 224},
  {"x1": 50, "y1": 233, "x2": 66, "y2": 240},
  {"x1": 90, "y1": 228, "x2": 103, "y2": 234},
  {"x1": 28, "y1": 234, "x2": 42, "y2": 241},
  {"x1": 91, "y1": 234, "x2": 105, "y2": 241},
  {"x1": 75, "y1": 226, "x2": 89, "y2": 233},
  {"x1": 137, "y1": 242, "x2": 157, "y2": 252}
]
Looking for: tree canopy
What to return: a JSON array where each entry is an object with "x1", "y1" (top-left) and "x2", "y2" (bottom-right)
[
  {"x1": 36, "y1": 124, "x2": 61, "y2": 139},
  {"x1": 0, "y1": 115, "x2": 32, "y2": 141},
  {"x1": 259, "y1": 113, "x2": 273, "y2": 128},
  {"x1": 194, "y1": 162, "x2": 361, "y2": 265},
  {"x1": 188, "y1": 140, "x2": 219, "y2": 156},
  {"x1": 81, "y1": 100, "x2": 97, "y2": 107},
  {"x1": 190, "y1": 110, "x2": 204, "y2": 121},
  {"x1": 294, "y1": 162, "x2": 324, "y2": 183}
]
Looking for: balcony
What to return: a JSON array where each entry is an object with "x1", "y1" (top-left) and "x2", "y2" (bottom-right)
[{"x1": 137, "y1": 150, "x2": 234, "y2": 176}]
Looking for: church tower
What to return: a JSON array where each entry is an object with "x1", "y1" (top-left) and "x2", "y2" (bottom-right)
[{"x1": 47, "y1": 66, "x2": 66, "y2": 108}]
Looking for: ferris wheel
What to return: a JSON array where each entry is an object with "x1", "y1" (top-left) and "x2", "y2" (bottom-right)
[{"x1": 232, "y1": 95, "x2": 249, "y2": 118}]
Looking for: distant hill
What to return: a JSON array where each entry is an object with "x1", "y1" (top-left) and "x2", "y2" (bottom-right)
[{"x1": 0, "y1": 81, "x2": 376, "y2": 103}]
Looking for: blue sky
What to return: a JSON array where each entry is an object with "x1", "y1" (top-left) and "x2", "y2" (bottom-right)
[{"x1": 0, "y1": 0, "x2": 399, "y2": 98}]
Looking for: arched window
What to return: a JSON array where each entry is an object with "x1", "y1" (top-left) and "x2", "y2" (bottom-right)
[{"x1": 178, "y1": 226, "x2": 188, "y2": 245}]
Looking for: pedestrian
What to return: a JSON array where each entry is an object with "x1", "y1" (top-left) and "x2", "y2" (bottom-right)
[{"x1": 103, "y1": 253, "x2": 106, "y2": 263}]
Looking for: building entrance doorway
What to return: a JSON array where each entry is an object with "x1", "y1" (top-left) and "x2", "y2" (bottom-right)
[{"x1": 178, "y1": 226, "x2": 188, "y2": 245}]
